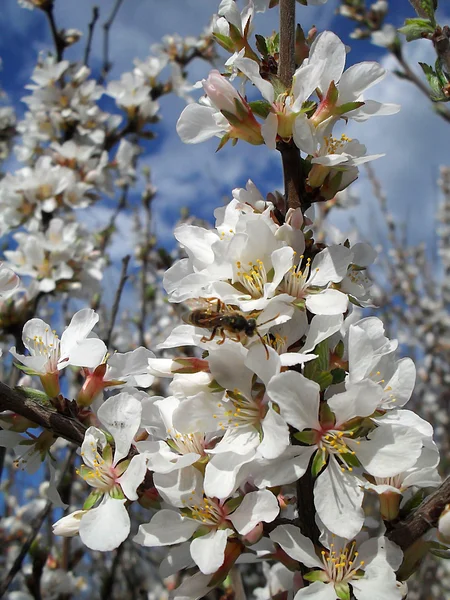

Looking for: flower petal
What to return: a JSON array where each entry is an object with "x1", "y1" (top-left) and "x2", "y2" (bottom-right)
[
  {"x1": 270, "y1": 524, "x2": 321, "y2": 569},
  {"x1": 79, "y1": 498, "x2": 130, "y2": 551},
  {"x1": 230, "y1": 490, "x2": 279, "y2": 535},
  {"x1": 135, "y1": 509, "x2": 199, "y2": 546},
  {"x1": 190, "y1": 529, "x2": 231, "y2": 574},
  {"x1": 314, "y1": 458, "x2": 365, "y2": 539}
]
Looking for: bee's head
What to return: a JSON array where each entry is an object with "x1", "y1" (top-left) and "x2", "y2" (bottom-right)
[{"x1": 244, "y1": 318, "x2": 257, "y2": 336}]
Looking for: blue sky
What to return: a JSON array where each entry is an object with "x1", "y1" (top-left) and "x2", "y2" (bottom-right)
[{"x1": 0, "y1": 0, "x2": 447, "y2": 259}]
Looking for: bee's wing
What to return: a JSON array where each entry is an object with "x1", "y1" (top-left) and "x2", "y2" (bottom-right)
[{"x1": 183, "y1": 298, "x2": 212, "y2": 310}]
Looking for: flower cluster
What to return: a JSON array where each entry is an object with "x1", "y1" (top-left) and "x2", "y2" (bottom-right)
[{"x1": 178, "y1": 17, "x2": 399, "y2": 197}]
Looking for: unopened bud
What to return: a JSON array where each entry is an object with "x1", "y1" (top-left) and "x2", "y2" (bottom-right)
[
  {"x1": 61, "y1": 28, "x2": 82, "y2": 47},
  {"x1": 77, "y1": 363, "x2": 108, "y2": 407},
  {"x1": 203, "y1": 70, "x2": 241, "y2": 115},
  {"x1": 53, "y1": 510, "x2": 85, "y2": 537}
]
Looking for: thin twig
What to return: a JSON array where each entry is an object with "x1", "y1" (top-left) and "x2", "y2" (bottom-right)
[
  {"x1": 99, "y1": 0, "x2": 126, "y2": 84},
  {"x1": 139, "y1": 183, "x2": 154, "y2": 347},
  {"x1": 105, "y1": 254, "x2": 131, "y2": 348},
  {"x1": 84, "y1": 6, "x2": 100, "y2": 67},
  {"x1": 43, "y1": 4, "x2": 65, "y2": 62},
  {"x1": 0, "y1": 447, "x2": 77, "y2": 597}
]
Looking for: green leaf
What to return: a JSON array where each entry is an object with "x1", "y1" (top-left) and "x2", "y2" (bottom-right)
[
  {"x1": 435, "y1": 57, "x2": 449, "y2": 87},
  {"x1": 110, "y1": 485, "x2": 126, "y2": 500},
  {"x1": 319, "y1": 402, "x2": 335, "y2": 426},
  {"x1": 14, "y1": 363, "x2": 40, "y2": 376},
  {"x1": 315, "y1": 340, "x2": 329, "y2": 372},
  {"x1": 419, "y1": 62, "x2": 448, "y2": 101},
  {"x1": 398, "y1": 18, "x2": 435, "y2": 42},
  {"x1": 266, "y1": 32, "x2": 279, "y2": 55},
  {"x1": 234, "y1": 98, "x2": 249, "y2": 120},
  {"x1": 301, "y1": 100, "x2": 317, "y2": 115},
  {"x1": 248, "y1": 100, "x2": 272, "y2": 118},
  {"x1": 102, "y1": 444, "x2": 113, "y2": 465},
  {"x1": 311, "y1": 449, "x2": 327, "y2": 477},
  {"x1": 216, "y1": 133, "x2": 230, "y2": 152},
  {"x1": 315, "y1": 371, "x2": 333, "y2": 391},
  {"x1": 221, "y1": 109, "x2": 242, "y2": 127},
  {"x1": 303, "y1": 569, "x2": 328, "y2": 582},
  {"x1": 341, "y1": 451, "x2": 361, "y2": 470},
  {"x1": 401, "y1": 488, "x2": 426, "y2": 515},
  {"x1": 229, "y1": 23, "x2": 244, "y2": 44},
  {"x1": 224, "y1": 496, "x2": 244, "y2": 513},
  {"x1": 411, "y1": 0, "x2": 437, "y2": 25},
  {"x1": 331, "y1": 368, "x2": 346, "y2": 385},
  {"x1": 255, "y1": 34, "x2": 268, "y2": 57},
  {"x1": 212, "y1": 33, "x2": 234, "y2": 52},
  {"x1": 294, "y1": 430, "x2": 317, "y2": 445},
  {"x1": 335, "y1": 582, "x2": 351, "y2": 600},
  {"x1": 336, "y1": 101, "x2": 365, "y2": 115},
  {"x1": 83, "y1": 490, "x2": 103, "y2": 510},
  {"x1": 15, "y1": 386, "x2": 53, "y2": 407},
  {"x1": 334, "y1": 340, "x2": 345, "y2": 359}
]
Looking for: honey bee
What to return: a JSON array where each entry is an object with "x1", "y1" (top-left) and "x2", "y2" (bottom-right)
[{"x1": 183, "y1": 298, "x2": 272, "y2": 358}]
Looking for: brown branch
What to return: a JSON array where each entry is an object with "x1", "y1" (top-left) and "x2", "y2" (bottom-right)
[
  {"x1": 388, "y1": 476, "x2": 450, "y2": 550},
  {"x1": 105, "y1": 254, "x2": 131, "y2": 349},
  {"x1": 0, "y1": 381, "x2": 86, "y2": 446},
  {"x1": 278, "y1": 0, "x2": 296, "y2": 88},
  {"x1": 84, "y1": 5, "x2": 100, "y2": 67},
  {"x1": 276, "y1": 0, "x2": 306, "y2": 214}
]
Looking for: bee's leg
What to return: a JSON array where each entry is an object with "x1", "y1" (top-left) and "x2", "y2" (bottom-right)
[
  {"x1": 257, "y1": 331, "x2": 270, "y2": 360},
  {"x1": 202, "y1": 328, "x2": 217, "y2": 343},
  {"x1": 217, "y1": 329, "x2": 226, "y2": 345}
]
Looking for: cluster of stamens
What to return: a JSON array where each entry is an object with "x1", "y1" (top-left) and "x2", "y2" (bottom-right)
[
  {"x1": 24, "y1": 327, "x2": 60, "y2": 371},
  {"x1": 282, "y1": 255, "x2": 321, "y2": 298},
  {"x1": 318, "y1": 430, "x2": 360, "y2": 472},
  {"x1": 77, "y1": 442, "x2": 116, "y2": 491},
  {"x1": 320, "y1": 539, "x2": 365, "y2": 583},
  {"x1": 169, "y1": 430, "x2": 206, "y2": 456},
  {"x1": 219, "y1": 389, "x2": 261, "y2": 429},
  {"x1": 235, "y1": 259, "x2": 267, "y2": 297},
  {"x1": 370, "y1": 369, "x2": 396, "y2": 407},
  {"x1": 323, "y1": 134, "x2": 352, "y2": 155},
  {"x1": 183, "y1": 494, "x2": 224, "y2": 525}
]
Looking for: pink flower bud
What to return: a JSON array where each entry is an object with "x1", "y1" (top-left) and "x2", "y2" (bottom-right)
[{"x1": 202, "y1": 70, "x2": 241, "y2": 115}]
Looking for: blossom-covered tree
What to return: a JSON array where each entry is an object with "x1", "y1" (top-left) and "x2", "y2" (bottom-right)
[{"x1": 1, "y1": 1, "x2": 450, "y2": 599}]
